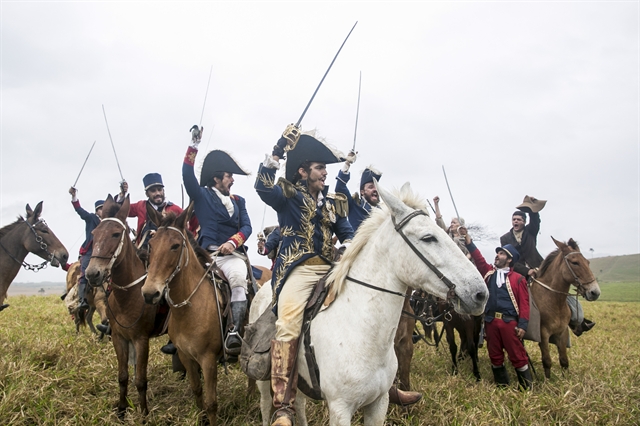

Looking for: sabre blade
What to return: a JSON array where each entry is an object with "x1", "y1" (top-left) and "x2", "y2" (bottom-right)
[
  {"x1": 442, "y1": 165, "x2": 461, "y2": 221},
  {"x1": 199, "y1": 65, "x2": 213, "y2": 127},
  {"x1": 295, "y1": 21, "x2": 358, "y2": 127},
  {"x1": 102, "y1": 105, "x2": 125, "y2": 182},
  {"x1": 72, "y1": 140, "x2": 96, "y2": 188},
  {"x1": 352, "y1": 71, "x2": 362, "y2": 151}
]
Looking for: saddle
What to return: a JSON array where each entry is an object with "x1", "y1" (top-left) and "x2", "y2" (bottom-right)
[{"x1": 240, "y1": 272, "x2": 332, "y2": 400}]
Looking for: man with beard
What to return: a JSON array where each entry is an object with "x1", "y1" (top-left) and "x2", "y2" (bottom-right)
[
  {"x1": 183, "y1": 126, "x2": 252, "y2": 356},
  {"x1": 334, "y1": 150, "x2": 382, "y2": 232},
  {"x1": 460, "y1": 227, "x2": 533, "y2": 390},
  {"x1": 116, "y1": 175, "x2": 183, "y2": 250}
]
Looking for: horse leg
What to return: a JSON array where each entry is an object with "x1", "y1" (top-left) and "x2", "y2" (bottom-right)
[
  {"x1": 133, "y1": 337, "x2": 150, "y2": 416},
  {"x1": 444, "y1": 323, "x2": 458, "y2": 375},
  {"x1": 295, "y1": 393, "x2": 308, "y2": 426},
  {"x1": 87, "y1": 306, "x2": 97, "y2": 334},
  {"x1": 257, "y1": 380, "x2": 273, "y2": 426},
  {"x1": 111, "y1": 334, "x2": 130, "y2": 418},
  {"x1": 247, "y1": 377, "x2": 257, "y2": 398},
  {"x1": 328, "y1": 400, "x2": 357, "y2": 426},
  {"x1": 556, "y1": 328, "x2": 570, "y2": 374},
  {"x1": 394, "y1": 316, "x2": 414, "y2": 390},
  {"x1": 466, "y1": 326, "x2": 480, "y2": 381},
  {"x1": 201, "y1": 354, "x2": 219, "y2": 426},
  {"x1": 362, "y1": 392, "x2": 389, "y2": 426},
  {"x1": 538, "y1": 331, "x2": 553, "y2": 379},
  {"x1": 181, "y1": 350, "x2": 205, "y2": 412}
]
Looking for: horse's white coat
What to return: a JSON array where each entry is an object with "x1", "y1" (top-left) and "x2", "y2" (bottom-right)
[{"x1": 250, "y1": 183, "x2": 488, "y2": 426}]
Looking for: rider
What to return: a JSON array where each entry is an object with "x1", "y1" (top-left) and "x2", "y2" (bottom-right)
[
  {"x1": 433, "y1": 195, "x2": 472, "y2": 261},
  {"x1": 461, "y1": 228, "x2": 533, "y2": 390},
  {"x1": 116, "y1": 175, "x2": 183, "y2": 251},
  {"x1": 500, "y1": 196, "x2": 595, "y2": 336},
  {"x1": 334, "y1": 150, "x2": 382, "y2": 231},
  {"x1": 184, "y1": 126, "x2": 252, "y2": 357},
  {"x1": 68, "y1": 187, "x2": 103, "y2": 312},
  {"x1": 256, "y1": 127, "x2": 354, "y2": 426}
]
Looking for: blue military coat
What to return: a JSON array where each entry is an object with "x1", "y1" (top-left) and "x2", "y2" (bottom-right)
[{"x1": 335, "y1": 169, "x2": 377, "y2": 233}]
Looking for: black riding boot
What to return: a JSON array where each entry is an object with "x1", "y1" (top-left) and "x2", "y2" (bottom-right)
[
  {"x1": 225, "y1": 300, "x2": 247, "y2": 356},
  {"x1": 573, "y1": 318, "x2": 596, "y2": 336},
  {"x1": 77, "y1": 279, "x2": 89, "y2": 312},
  {"x1": 161, "y1": 340, "x2": 177, "y2": 355},
  {"x1": 492, "y1": 365, "x2": 510, "y2": 388},
  {"x1": 516, "y1": 367, "x2": 533, "y2": 391},
  {"x1": 96, "y1": 319, "x2": 111, "y2": 335}
]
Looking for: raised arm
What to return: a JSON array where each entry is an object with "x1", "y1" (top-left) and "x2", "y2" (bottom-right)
[
  {"x1": 69, "y1": 187, "x2": 92, "y2": 221},
  {"x1": 335, "y1": 150, "x2": 357, "y2": 201},
  {"x1": 182, "y1": 126, "x2": 204, "y2": 201}
]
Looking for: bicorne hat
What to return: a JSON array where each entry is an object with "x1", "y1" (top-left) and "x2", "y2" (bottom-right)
[
  {"x1": 94, "y1": 200, "x2": 105, "y2": 210},
  {"x1": 495, "y1": 244, "x2": 520, "y2": 264},
  {"x1": 285, "y1": 134, "x2": 344, "y2": 183},
  {"x1": 199, "y1": 150, "x2": 250, "y2": 186},
  {"x1": 143, "y1": 173, "x2": 164, "y2": 191},
  {"x1": 360, "y1": 166, "x2": 382, "y2": 189}
]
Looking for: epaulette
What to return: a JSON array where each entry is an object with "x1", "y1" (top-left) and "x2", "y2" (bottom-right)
[
  {"x1": 276, "y1": 177, "x2": 297, "y2": 198},
  {"x1": 327, "y1": 192, "x2": 349, "y2": 218}
]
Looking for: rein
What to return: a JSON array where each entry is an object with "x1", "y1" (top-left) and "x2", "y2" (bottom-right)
[
  {"x1": 533, "y1": 251, "x2": 594, "y2": 298},
  {"x1": 0, "y1": 219, "x2": 54, "y2": 271}
]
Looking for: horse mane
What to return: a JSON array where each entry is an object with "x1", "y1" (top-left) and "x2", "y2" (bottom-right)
[
  {"x1": 159, "y1": 213, "x2": 211, "y2": 268},
  {"x1": 538, "y1": 238, "x2": 581, "y2": 277},
  {"x1": 103, "y1": 202, "x2": 121, "y2": 218},
  {"x1": 327, "y1": 186, "x2": 428, "y2": 299},
  {"x1": 0, "y1": 217, "x2": 25, "y2": 239}
]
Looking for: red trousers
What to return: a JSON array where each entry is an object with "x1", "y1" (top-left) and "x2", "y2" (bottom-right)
[{"x1": 485, "y1": 318, "x2": 528, "y2": 369}]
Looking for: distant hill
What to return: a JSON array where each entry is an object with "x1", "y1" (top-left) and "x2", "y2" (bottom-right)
[{"x1": 590, "y1": 254, "x2": 640, "y2": 282}]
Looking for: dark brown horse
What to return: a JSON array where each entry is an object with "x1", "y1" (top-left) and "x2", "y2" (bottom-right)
[
  {"x1": 437, "y1": 300, "x2": 483, "y2": 381},
  {"x1": 85, "y1": 195, "x2": 165, "y2": 417},
  {"x1": 531, "y1": 237, "x2": 600, "y2": 379},
  {"x1": 0, "y1": 202, "x2": 68, "y2": 307},
  {"x1": 141, "y1": 204, "x2": 223, "y2": 425}
]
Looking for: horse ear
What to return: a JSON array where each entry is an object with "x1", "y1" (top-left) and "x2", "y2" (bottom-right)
[
  {"x1": 145, "y1": 201, "x2": 162, "y2": 228},
  {"x1": 33, "y1": 201, "x2": 43, "y2": 220},
  {"x1": 176, "y1": 202, "x2": 194, "y2": 230},
  {"x1": 567, "y1": 238, "x2": 579, "y2": 251},
  {"x1": 115, "y1": 194, "x2": 130, "y2": 222},
  {"x1": 375, "y1": 180, "x2": 411, "y2": 223},
  {"x1": 551, "y1": 236, "x2": 566, "y2": 250},
  {"x1": 25, "y1": 203, "x2": 33, "y2": 218}
]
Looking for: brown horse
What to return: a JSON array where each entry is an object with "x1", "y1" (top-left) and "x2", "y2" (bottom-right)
[
  {"x1": 437, "y1": 300, "x2": 483, "y2": 381},
  {"x1": 65, "y1": 261, "x2": 108, "y2": 335},
  {"x1": 85, "y1": 195, "x2": 165, "y2": 417},
  {"x1": 394, "y1": 294, "x2": 416, "y2": 391},
  {"x1": 141, "y1": 204, "x2": 222, "y2": 425},
  {"x1": 253, "y1": 265, "x2": 272, "y2": 288},
  {"x1": 0, "y1": 202, "x2": 68, "y2": 307},
  {"x1": 531, "y1": 237, "x2": 600, "y2": 379}
]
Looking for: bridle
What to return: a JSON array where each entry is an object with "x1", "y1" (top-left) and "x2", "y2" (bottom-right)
[
  {"x1": 89, "y1": 217, "x2": 146, "y2": 290},
  {"x1": 533, "y1": 251, "x2": 594, "y2": 297},
  {"x1": 0, "y1": 218, "x2": 55, "y2": 272},
  {"x1": 346, "y1": 209, "x2": 458, "y2": 303}
]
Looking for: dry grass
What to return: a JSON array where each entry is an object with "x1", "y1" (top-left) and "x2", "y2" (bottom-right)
[{"x1": 0, "y1": 295, "x2": 638, "y2": 425}]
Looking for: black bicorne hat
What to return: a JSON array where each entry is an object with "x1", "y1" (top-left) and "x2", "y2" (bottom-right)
[
  {"x1": 285, "y1": 134, "x2": 344, "y2": 182},
  {"x1": 360, "y1": 167, "x2": 382, "y2": 189},
  {"x1": 200, "y1": 150, "x2": 250, "y2": 186}
]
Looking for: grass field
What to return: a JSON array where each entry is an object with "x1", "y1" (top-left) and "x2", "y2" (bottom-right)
[
  {"x1": 596, "y1": 282, "x2": 640, "y2": 303},
  {"x1": 1, "y1": 295, "x2": 639, "y2": 425}
]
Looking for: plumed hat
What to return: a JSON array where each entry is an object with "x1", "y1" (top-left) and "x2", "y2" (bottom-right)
[
  {"x1": 285, "y1": 134, "x2": 344, "y2": 182},
  {"x1": 516, "y1": 195, "x2": 547, "y2": 213},
  {"x1": 496, "y1": 244, "x2": 520, "y2": 264},
  {"x1": 143, "y1": 173, "x2": 164, "y2": 191},
  {"x1": 360, "y1": 166, "x2": 382, "y2": 189},
  {"x1": 94, "y1": 200, "x2": 105, "y2": 210},
  {"x1": 200, "y1": 150, "x2": 250, "y2": 186}
]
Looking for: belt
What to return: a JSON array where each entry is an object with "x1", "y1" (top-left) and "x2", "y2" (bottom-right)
[
  {"x1": 301, "y1": 256, "x2": 331, "y2": 266},
  {"x1": 487, "y1": 311, "x2": 517, "y2": 322}
]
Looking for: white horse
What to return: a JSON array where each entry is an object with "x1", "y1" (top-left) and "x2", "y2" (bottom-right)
[{"x1": 252, "y1": 183, "x2": 488, "y2": 426}]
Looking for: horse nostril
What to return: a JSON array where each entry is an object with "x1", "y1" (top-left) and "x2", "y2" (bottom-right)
[
  {"x1": 475, "y1": 291, "x2": 487, "y2": 302},
  {"x1": 143, "y1": 291, "x2": 160, "y2": 305}
]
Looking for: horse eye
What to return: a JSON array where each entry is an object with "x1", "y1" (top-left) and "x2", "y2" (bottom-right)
[
  {"x1": 40, "y1": 228, "x2": 49, "y2": 234},
  {"x1": 421, "y1": 234, "x2": 437, "y2": 243},
  {"x1": 571, "y1": 261, "x2": 580, "y2": 266},
  {"x1": 112, "y1": 232, "x2": 121, "y2": 238},
  {"x1": 171, "y1": 243, "x2": 180, "y2": 251}
]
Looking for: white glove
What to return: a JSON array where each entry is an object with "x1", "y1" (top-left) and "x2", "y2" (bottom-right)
[
  {"x1": 190, "y1": 125, "x2": 202, "y2": 148},
  {"x1": 342, "y1": 150, "x2": 357, "y2": 172}
]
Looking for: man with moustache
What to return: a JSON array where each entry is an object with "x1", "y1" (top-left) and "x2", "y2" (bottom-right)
[
  {"x1": 334, "y1": 150, "x2": 382, "y2": 232},
  {"x1": 460, "y1": 227, "x2": 533, "y2": 390},
  {"x1": 183, "y1": 126, "x2": 252, "y2": 356}
]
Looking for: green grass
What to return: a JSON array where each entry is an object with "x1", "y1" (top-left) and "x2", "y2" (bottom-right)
[
  {"x1": 590, "y1": 254, "x2": 640, "y2": 282},
  {"x1": 1, "y1": 295, "x2": 639, "y2": 425},
  {"x1": 596, "y1": 282, "x2": 640, "y2": 303}
]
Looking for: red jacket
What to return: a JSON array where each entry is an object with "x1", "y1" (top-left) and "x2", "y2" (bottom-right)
[
  {"x1": 129, "y1": 200, "x2": 183, "y2": 244},
  {"x1": 468, "y1": 242, "x2": 530, "y2": 330}
]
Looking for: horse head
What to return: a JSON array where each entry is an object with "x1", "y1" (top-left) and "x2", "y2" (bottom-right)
[
  {"x1": 141, "y1": 202, "x2": 195, "y2": 305},
  {"x1": 551, "y1": 236, "x2": 600, "y2": 301},
  {"x1": 85, "y1": 195, "x2": 131, "y2": 288},
  {"x1": 378, "y1": 183, "x2": 488, "y2": 315},
  {"x1": 24, "y1": 201, "x2": 69, "y2": 267}
]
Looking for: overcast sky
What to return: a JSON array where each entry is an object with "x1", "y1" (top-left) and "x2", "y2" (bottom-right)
[{"x1": 1, "y1": 1, "x2": 638, "y2": 284}]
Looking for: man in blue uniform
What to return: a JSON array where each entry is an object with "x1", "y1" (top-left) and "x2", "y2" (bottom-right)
[
  {"x1": 256, "y1": 129, "x2": 354, "y2": 426},
  {"x1": 184, "y1": 127, "x2": 252, "y2": 356},
  {"x1": 68, "y1": 187, "x2": 103, "y2": 312},
  {"x1": 335, "y1": 151, "x2": 382, "y2": 232}
]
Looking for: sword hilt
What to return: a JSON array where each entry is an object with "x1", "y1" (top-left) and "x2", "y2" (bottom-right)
[{"x1": 282, "y1": 124, "x2": 301, "y2": 152}]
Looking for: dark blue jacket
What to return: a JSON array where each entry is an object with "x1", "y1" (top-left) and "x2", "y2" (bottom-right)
[
  {"x1": 335, "y1": 169, "x2": 376, "y2": 233},
  {"x1": 183, "y1": 154, "x2": 252, "y2": 250},
  {"x1": 255, "y1": 164, "x2": 354, "y2": 313},
  {"x1": 72, "y1": 200, "x2": 100, "y2": 255}
]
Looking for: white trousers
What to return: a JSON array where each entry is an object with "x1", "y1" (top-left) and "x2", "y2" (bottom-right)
[
  {"x1": 215, "y1": 254, "x2": 248, "y2": 293},
  {"x1": 275, "y1": 264, "x2": 331, "y2": 342}
]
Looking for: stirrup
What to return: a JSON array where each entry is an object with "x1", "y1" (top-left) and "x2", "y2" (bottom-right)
[
  {"x1": 271, "y1": 406, "x2": 295, "y2": 426},
  {"x1": 224, "y1": 330, "x2": 243, "y2": 354}
]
